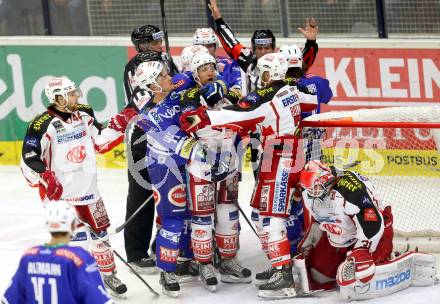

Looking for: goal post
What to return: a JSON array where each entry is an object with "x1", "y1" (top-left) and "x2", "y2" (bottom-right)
[{"x1": 300, "y1": 106, "x2": 440, "y2": 252}]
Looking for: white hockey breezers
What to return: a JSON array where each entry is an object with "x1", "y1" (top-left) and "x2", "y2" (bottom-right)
[{"x1": 339, "y1": 251, "x2": 437, "y2": 301}]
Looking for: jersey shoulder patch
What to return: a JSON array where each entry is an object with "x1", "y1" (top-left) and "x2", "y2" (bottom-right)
[
  {"x1": 54, "y1": 247, "x2": 84, "y2": 267},
  {"x1": 76, "y1": 103, "x2": 95, "y2": 117},
  {"x1": 334, "y1": 171, "x2": 369, "y2": 207},
  {"x1": 30, "y1": 111, "x2": 55, "y2": 133},
  {"x1": 24, "y1": 246, "x2": 41, "y2": 256}
]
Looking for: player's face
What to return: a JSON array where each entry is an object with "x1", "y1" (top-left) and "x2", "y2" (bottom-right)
[
  {"x1": 197, "y1": 63, "x2": 217, "y2": 85},
  {"x1": 66, "y1": 90, "x2": 80, "y2": 111},
  {"x1": 156, "y1": 69, "x2": 173, "y2": 92},
  {"x1": 141, "y1": 39, "x2": 163, "y2": 53},
  {"x1": 255, "y1": 45, "x2": 274, "y2": 59}
]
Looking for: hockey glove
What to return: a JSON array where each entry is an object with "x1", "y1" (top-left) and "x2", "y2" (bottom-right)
[
  {"x1": 40, "y1": 170, "x2": 63, "y2": 201},
  {"x1": 179, "y1": 106, "x2": 210, "y2": 134},
  {"x1": 200, "y1": 80, "x2": 228, "y2": 107},
  {"x1": 337, "y1": 247, "x2": 375, "y2": 286},
  {"x1": 108, "y1": 107, "x2": 137, "y2": 133}
]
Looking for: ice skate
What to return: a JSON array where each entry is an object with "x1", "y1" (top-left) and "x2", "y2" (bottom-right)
[
  {"x1": 176, "y1": 258, "x2": 200, "y2": 283},
  {"x1": 199, "y1": 263, "x2": 218, "y2": 292},
  {"x1": 258, "y1": 265, "x2": 296, "y2": 300},
  {"x1": 219, "y1": 257, "x2": 252, "y2": 284},
  {"x1": 129, "y1": 257, "x2": 158, "y2": 274},
  {"x1": 255, "y1": 267, "x2": 274, "y2": 287},
  {"x1": 160, "y1": 271, "x2": 180, "y2": 298},
  {"x1": 103, "y1": 272, "x2": 128, "y2": 299}
]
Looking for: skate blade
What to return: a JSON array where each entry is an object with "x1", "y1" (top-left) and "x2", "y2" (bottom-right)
[
  {"x1": 221, "y1": 274, "x2": 252, "y2": 284},
  {"x1": 162, "y1": 286, "x2": 179, "y2": 298},
  {"x1": 200, "y1": 280, "x2": 217, "y2": 293},
  {"x1": 177, "y1": 274, "x2": 199, "y2": 284},
  {"x1": 130, "y1": 266, "x2": 159, "y2": 275},
  {"x1": 257, "y1": 287, "x2": 296, "y2": 300},
  {"x1": 254, "y1": 278, "x2": 269, "y2": 287},
  {"x1": 108, "y1": 290, "x2": 128, "y2": 300}
]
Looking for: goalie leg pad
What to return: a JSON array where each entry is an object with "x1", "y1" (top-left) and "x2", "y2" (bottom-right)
[
  {"x1": 339, "y1": 251, "x2": 437, "y2": 301},
  {"x1": 215, "y1": 204, "x2": 239, "y2": 258}
]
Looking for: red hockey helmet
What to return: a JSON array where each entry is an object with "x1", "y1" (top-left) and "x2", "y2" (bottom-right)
[{"x1": 300, "y1": 160, "x2": 335, "y2": 198}]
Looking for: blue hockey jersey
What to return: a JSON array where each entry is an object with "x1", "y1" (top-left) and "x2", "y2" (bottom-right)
[
  {"x1": 298, "y1": 74, "x2": 333, "y2": 117},
  {"x1": 216, "y1": 56, "x2": 242, "y2": 90},
  {"x1": 2, "y1": 244, "x2": 112, "y2": 304}
]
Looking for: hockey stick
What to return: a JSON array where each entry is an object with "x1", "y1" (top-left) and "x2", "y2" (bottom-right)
[
  {"x1": 86, "y1": 226, "x2": 160, "y2": 297},
  {"x1": 108, "y1": 193, "x2": 154, "y2": 235},
  {"x1": 159, "y1": 0, "x2": 170, "y2": 55},
  {"x1": 111, "y1": 248, "x2": 160, "y2": 297},
  {"x1": 237, "y1": 205, "x2": 259, "y2": 238}
]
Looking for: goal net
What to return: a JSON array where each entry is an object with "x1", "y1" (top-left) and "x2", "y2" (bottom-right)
[{"x1": 301, "y1": 106, "x2": 440, "y2": 252}]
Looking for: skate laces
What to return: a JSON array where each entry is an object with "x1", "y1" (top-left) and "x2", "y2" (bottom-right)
[
  {"x1": 223, "y1": 258, "x2": 245, "y2": 273},
  {"x1": 200, "y1": 263, "x2": 216, "y2": 278},
  {"x1": 163, "y1": 272, "x2": 178, "y2": 284},
  {"x1": 104, "y1": 273, "x2": 123, "y2": 287}
]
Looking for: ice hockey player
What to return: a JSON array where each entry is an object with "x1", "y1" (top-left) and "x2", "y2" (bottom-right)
[
  {"x1": 192, "y1": 27, "x2": 243, "y2": 102},
  {"x1": 123, "y1": 49, "x2": 163, "y2": 276},
  {"x1": 180, "y1": 45, "x2": 209, "y2": 72},
  {"x1": 134, "y1": 60, "x2": 212, "y2": 297},
  {"x1": 278, "y1": 44, "x2": 332, "y2": 162},
  {"x1": 180, "y1": 53, "x2": 252, "y2": 292},
  {"x1": 20, "y1": 76, "x2": 136, "y2": 297},
  {"x1": 180, "y1": 52, "x2": 318, "y2": 299},
  {"x1": 208, "y1": 0, "x2": 319, "y2": 180},
  {"x1": 208, "y1": 0, "x2": 318, "y2": 93},
  {"x1": 2, "y1": 202, "x2": 113, "y2": 304},
  {"x1": 297, "y1": 160, "x2": 437, "y2": 300}
]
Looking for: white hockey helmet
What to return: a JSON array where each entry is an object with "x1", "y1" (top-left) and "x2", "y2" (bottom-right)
[
  {"x1": 45, "y1": 201, "x2": 78, "y2": 234},
  {"x1": 45, "y1": 77, "x2": 83, "y2": 103},
  {"x1": 278, "y1": 44, "x2": 303, "y2": 68},
  {"x1": 191, "y1": 53, "x2": 217, "y2": 83},
  {"x1": 257, "y1": 53, "x2": 288, "y2": 82},
  {"x1": 135, "y1": 61, "x2": 165, "y2": 92},
  {"x1": 180, "y1": 45, "x2": 209, "y2": 72},
  {"x1": 193, "y1": 27, "x2": 217, "y2": 46}
]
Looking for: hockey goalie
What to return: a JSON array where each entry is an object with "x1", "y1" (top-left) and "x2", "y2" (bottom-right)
[{"x1": 296, "y1": 160, "x2": 437, "y2": 300}]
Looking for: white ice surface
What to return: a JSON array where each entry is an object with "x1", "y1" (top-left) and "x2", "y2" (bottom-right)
[{"x1": 0, "y1": 166, "x2": 439, "y2": 303}]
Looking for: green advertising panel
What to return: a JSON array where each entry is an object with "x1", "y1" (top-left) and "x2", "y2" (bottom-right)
[{"x1": 0, "y1": 45, "x2": 128, "y2": 141}]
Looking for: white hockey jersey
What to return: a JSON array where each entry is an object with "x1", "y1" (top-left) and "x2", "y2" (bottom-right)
[
  {"x1": 21, "y1": 104, "x2": 125, "y2": 205},
  {"x1": 302, "y1": 170, "x2": 385, "y2": 252},
  {"x1": 206, "y1": 81, "x2": 317, "y2": 141}
]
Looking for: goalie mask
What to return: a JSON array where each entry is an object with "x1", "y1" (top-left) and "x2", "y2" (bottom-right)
[
  {"x1": 181, "y1": 45, "x2": 209, "y2": 72},
  {"x1": 45, "y1": 201, "x2": 79, "y2": 235},
  {"x1": 45, "y1": 77, "x2": 83, "y2": 112},
  {"x1": 300, "y1": 160, "x2": 335, "y2": 199},
  {"x1": 257, "y1": 53, "x2": 288, "y2": 83},
  {"x1": 135, "y1": 61, "x2": 166, "y2": 92},
  {"x1": 278, "y1": 44, "x2": 303, "y2": 69}
]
